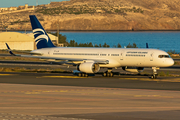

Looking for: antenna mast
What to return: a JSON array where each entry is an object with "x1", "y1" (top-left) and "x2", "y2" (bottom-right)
[{"x1": 36, "y1": 0, "x2": 38, "y2": 6}]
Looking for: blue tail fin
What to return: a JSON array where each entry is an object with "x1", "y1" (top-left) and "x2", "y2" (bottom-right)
[{"x1": 29, "y1": 15, "x2": 55, "y2": 49}]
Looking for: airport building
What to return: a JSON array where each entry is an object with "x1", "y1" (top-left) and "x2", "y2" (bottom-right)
[
  {"x1": 0, "y1": 32, "x2": 58, "y2": 50},
  {"x1": 0, "y1": 32, "x2": 35, "y2": 50}
]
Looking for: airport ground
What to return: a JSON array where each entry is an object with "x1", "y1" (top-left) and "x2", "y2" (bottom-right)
[{"x1": 0, "y1": 53, "x2": 180, "y2": 120}]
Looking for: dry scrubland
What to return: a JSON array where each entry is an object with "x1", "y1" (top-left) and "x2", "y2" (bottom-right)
[{"x1": 0, "y1": 0, "x2": 180, "y2": 30}]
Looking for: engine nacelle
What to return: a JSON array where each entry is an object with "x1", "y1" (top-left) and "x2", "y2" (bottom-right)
[
  {"x1": 77, "y1": 62, "x2": 100, "y2": 73},
  {"x1": 122, "y1": 67, "x2": 144, "y2": 73}
]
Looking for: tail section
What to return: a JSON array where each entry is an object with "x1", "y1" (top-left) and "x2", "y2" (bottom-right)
[{"x1": 29, "y1": 15, "x2": 55, "y2": 49}]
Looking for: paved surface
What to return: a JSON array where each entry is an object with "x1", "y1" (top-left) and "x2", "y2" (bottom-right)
[
  {"x1": 173, "y1": 58, "x2": 180, "y2": 61},
  {"x1": 0, "y1": 72, "x2": 180, "y2": 90},
  {"x1": 0, "y1": 82, "x2": 180, "y2": 120},
  {"x1": 0, "y1": 53, "x2": 180, "y2": 120}
]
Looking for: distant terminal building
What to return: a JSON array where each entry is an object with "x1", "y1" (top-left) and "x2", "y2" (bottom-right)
[
  {"x1": 9, "y1": 7, "x2": 18, "y2": 11},
  {"x1": 171, "y1": 54, "x2": 180, "y2": 57},
  {"x1": 18, "y1": 4, "x2": 35, "y2": 10},
  {"x1": 0, "y1": 32, "x2": 60, "y2": 50},
  {"x1": 0, "y1": 4, "x2": 35, "y2": 13},
  {"x1": 0, "y1": 8, "x2": 8, "y2": 12}
]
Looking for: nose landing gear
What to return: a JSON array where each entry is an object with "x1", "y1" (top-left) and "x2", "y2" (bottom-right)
[{"x1": 151, "y1": 67, "x2": 159, "y2": 79}]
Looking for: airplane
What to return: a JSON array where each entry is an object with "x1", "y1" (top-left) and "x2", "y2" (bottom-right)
[{"x1": 6, "y1": 15, "x2": 174, "y2": 79}]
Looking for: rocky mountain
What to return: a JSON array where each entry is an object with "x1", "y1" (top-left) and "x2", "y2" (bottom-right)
[{"x1": 1, "y1": 0, "x2": 180, "y2": 31}]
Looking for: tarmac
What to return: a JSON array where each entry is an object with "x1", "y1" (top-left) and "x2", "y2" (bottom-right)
[
  {"x1": 0, "y1": 54, "x2": 180, "y2": 120},
  {"x1": 0, "y1": 72, "x2": 180, "y2": 120}
]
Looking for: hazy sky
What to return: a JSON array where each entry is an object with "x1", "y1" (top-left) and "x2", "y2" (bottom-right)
[{"x1": 0, "y1": 0, "x2": 69, "y2": 8}]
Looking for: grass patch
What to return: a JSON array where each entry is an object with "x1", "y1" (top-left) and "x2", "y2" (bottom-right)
[
  {"x1": 0, "y1": 67, "x2": 72, "y2": 73},
  {"x1": 0, "y1": 56, "x2": 40, "y2": 61},
  {"x1": 174, "y1": 61, "x2": 180, "y2": 65},
  {"x1": 0, "y1": 50, "x2": 9, "y2": 54},
  {"x1": 158, "y1": 71, "x2": 171, "y2": 77}
]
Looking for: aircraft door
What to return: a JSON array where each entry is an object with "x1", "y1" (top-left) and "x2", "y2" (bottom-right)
[
  {"x1": 150, "y1": 53, "x2": 153, "y2": 61},
  {"x1": 47, "y1": 50, "x2": 53, "y2": 56},
  {"x1": 120, "y1": 51, "x2": 124, "y2": 60}
]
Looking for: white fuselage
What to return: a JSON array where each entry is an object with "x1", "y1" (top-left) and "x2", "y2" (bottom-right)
[{"x1": 32, "y1": 47, "x2": 174, "y2": 68}]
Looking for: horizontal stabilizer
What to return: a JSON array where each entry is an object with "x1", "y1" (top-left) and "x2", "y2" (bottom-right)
[
  {"x1": 5, "y1": 43, "x2": 16, "y2": 56},
  {"x1": 5, "y1": 43, "x2": 42, "y2": 56}
]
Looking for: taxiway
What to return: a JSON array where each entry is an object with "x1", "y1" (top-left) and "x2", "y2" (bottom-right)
[{"x1": 0, "y1": 53, "x2": 180, "y2": 120}]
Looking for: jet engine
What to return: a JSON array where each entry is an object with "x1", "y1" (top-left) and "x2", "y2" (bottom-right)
[
  {"x1": 122, "y1": 67, "x2": 144, "y2": 73},
  {"x1": 77, "y1": 62, "x2": 100, "y2": 73}
]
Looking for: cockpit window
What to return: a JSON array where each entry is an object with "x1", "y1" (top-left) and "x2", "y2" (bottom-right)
[{"x1": 158, "y1": 55, "x2": 170, "y2": 58}]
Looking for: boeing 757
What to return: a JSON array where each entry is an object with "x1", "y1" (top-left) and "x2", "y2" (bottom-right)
[{"x1": 6, "y1": 15, "x2": 174, "y2": 79}]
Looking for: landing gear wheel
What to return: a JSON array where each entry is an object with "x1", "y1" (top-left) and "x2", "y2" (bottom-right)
[
  {"x1": 103, "y1": 72, "x2": 114, "y2": 77},
  {"x1": 110, "y1": 72, "x2": 114, "y2": 77},
  {"x1": 78, "y1": 73, "x2": 88, "y2": 77},
  {"x1": 103, "y1": 72, "x2": 107, "y2": 77},
  {"x1": 84, "y1": 74, "x2": 88, "y2": 77},
  {"x1": 78, "y1": 73, "x2": 82, "y2": 77},
  {"x1": 82, "y1": 73, "x2": 86, "y2": 77},
  {"x1": 107, "y1": 73, "x2": 110, "y2": 77},
  {"x1": 151, "y1": 74, "x2": 158, "y2": 79}
]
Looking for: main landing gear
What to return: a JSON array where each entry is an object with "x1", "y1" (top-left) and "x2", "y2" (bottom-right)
[
  {"x1": 151, "y1": 67, "x2": 159, "y2": 79},
  {"x1": 78, "y1": 73, "x2": 89, "y2": 77},
  {"x1": 103, "y1": 68, "x2": 114, "y2": 77}
]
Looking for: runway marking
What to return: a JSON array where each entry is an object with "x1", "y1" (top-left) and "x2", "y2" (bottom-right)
[{"x1": 40, "y1": 76, "x2": 91, "y2": 78}]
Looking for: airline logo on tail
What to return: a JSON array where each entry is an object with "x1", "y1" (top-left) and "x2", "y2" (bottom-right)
[
  {"x1": 33, "y1": 28, "x2": 49, "y2": 46},
  {"x1": 29, "y1": 15, "x2": 55, "y2": 49}
]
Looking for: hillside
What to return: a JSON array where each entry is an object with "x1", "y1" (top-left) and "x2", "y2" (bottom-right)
[{"x1": 1, "y1": 0, "x2": 180, "y2": 31}]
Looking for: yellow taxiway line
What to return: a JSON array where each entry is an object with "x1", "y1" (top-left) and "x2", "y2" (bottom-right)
[
  {"x1": 41, "y1": 76, "x2": 91, "y2": 78},
  {"x1": 0, "y1": 74, "x2": 16, "y2": 76}
]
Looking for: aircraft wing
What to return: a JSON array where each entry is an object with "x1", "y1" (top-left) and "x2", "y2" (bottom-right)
[{"x1": 5, "y1": 43, "x2": 109, "y2": 65}]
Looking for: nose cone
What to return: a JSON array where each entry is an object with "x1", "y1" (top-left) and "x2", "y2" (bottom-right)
[{"x1": 166, "y1": 58, "x2": 174, "y2": 67}]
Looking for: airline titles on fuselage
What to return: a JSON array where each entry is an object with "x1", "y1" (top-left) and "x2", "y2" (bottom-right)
[
  {"x1": 126, "y1": 51, "x2": 148, "y2": 57},
  {"x1": 53, "y1": 50, "x2": 148, "y2": 57}
]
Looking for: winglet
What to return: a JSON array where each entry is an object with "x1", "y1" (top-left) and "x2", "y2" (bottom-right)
[
  {"x1": 146, "y1": 43, "x2": 149, "y2": 48},
  {"x1": 5, "y1": 43, "x2": 16, "y2": 56}
]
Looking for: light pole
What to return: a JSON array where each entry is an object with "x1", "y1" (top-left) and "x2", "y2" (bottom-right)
[
  {"x1": 1, "y1": 19, "x2": 2, "y2": 32},
  {"x1": 57, "y1": 22, "x2": 59, "y2": 45},
  {"x1": 36, "y1": 0, "x2": 38, "y2": 6},
  {"x1": 25, "y1": 23, "x2": 26, "y2": 34}
]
